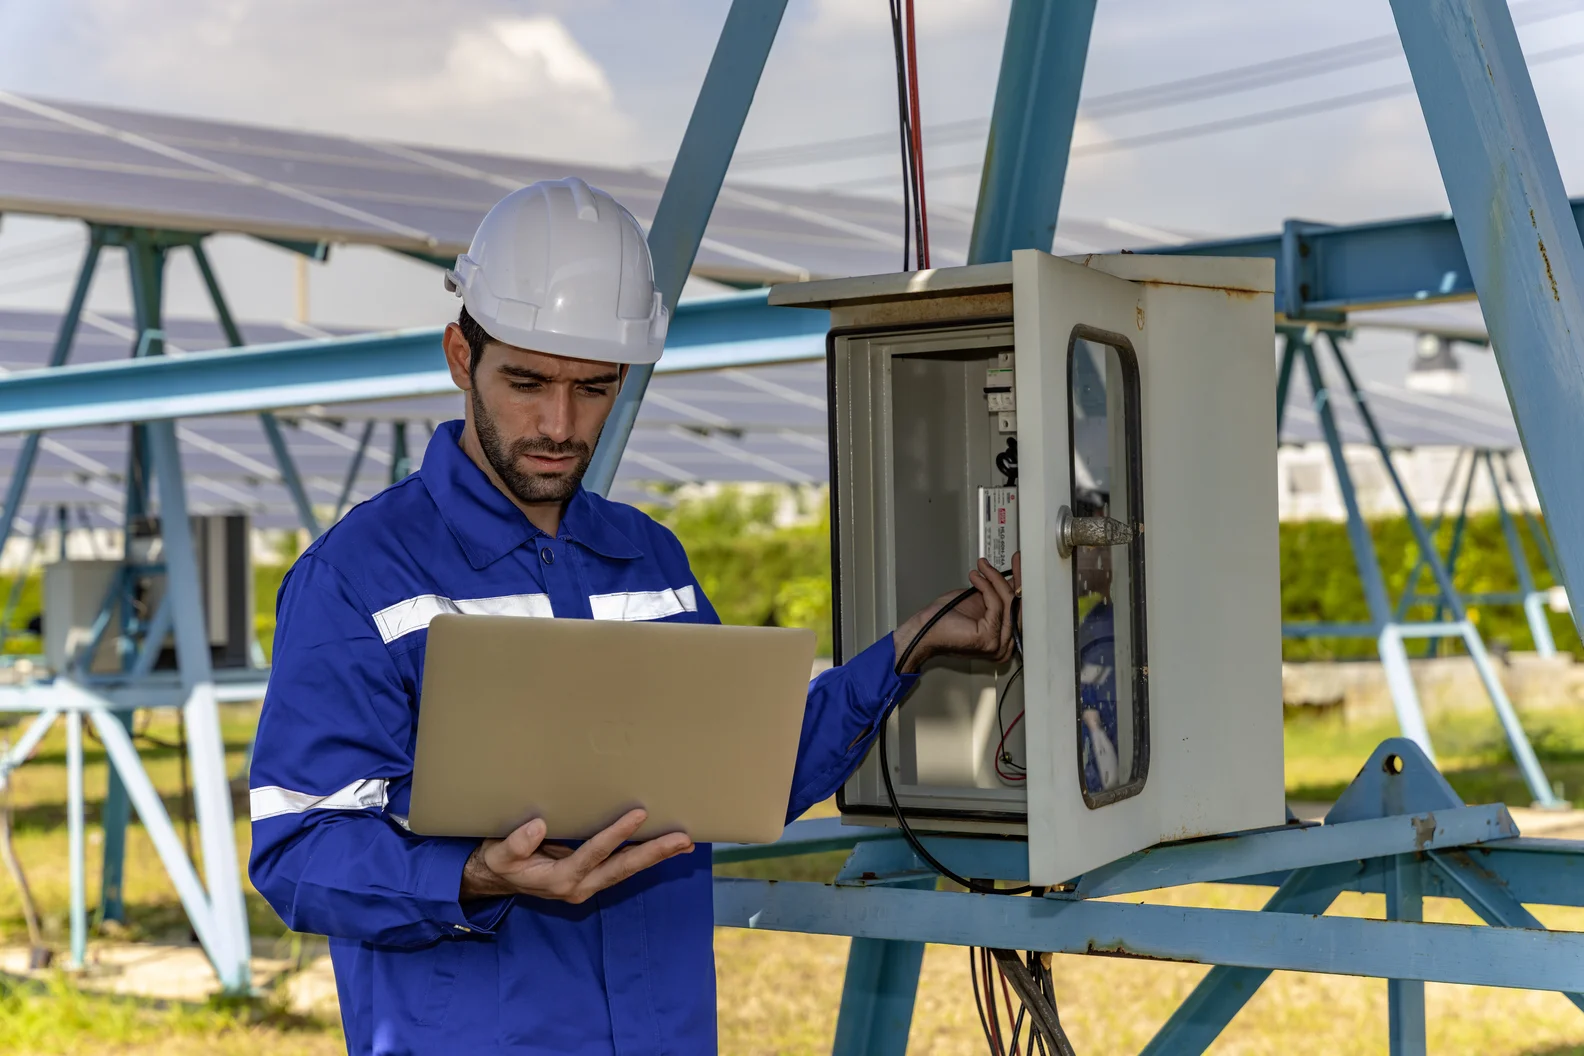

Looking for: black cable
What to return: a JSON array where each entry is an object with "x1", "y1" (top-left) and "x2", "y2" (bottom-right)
[
  {"x1": 887, "y1": 0, "x2": 913, "y2": 271},
  {"x1": 992, "y1": 948, "x2": 1077, "y2": 1056},
  {"x1": 996, "y1": 437, "x2": 1018, "y2": 487},
  {"x1": 885, "y1": 572, "x2": 1032, "y2": 895},
  {"x1": 970, "y1": 945, "x2": 997, "y2": 1054}
]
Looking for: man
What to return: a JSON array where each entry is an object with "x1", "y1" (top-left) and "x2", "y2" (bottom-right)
[{"x1": 249, "y1": 177, "x2": 1016, "y2": 1056}]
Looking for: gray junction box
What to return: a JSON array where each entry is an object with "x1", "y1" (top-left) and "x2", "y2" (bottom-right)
[{"x1": 771, "y1": 250, "x2": 1286, "y2": 884}]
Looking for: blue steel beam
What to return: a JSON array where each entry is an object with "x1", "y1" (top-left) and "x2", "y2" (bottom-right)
[
  {"x1": 968, "y1": 0, "x2": 1098, "y2": 264},
  {"x1": 715, "y1": 877, "x2": 1584, "y2": 992},
  {"x1": 584, "y1": 0, "x2": 791, "y2": 496},
  {"x1": 1161, "y1": 199, "x2": 1584, "y2": 316},
  {"x1": 10, "y1": 189, "x2": 1584, "y2": 435},
  {"x1": 1389, "y1": 0, "x2": 1584, "y2": 644},
  {"x1": 0, "y1": 290, "x2": 829, "y2": 435}
]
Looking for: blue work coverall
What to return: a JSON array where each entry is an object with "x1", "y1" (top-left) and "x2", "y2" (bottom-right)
[{"x1": 249, "y1": 420, "x2": 914, "y2": 1056}]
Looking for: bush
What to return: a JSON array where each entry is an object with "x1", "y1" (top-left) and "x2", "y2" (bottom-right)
[
  {"x1": 1280, "y1": 511, "x2": 1577, "y2": 661},
  {"x1": 642, "y1": 486, "x2": 834, "y2": 655},
  {"x1": 6, "y1": 494, "x2": 1573, "y2": 668}
]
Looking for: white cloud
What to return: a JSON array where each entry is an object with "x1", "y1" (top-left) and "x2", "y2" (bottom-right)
[
  {"x1": 0, "y1": 0, "x2": 637, "y2": 162},
  {"x1": 421, "y1": 16, "x2": 615, "y2": 110}
]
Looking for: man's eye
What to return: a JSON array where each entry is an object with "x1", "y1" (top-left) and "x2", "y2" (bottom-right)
[
  {"x1": 579, "y1": 385, "x2": 610, "y2": 397},
  {"x1": 511, "y1": 381, "x2": 543, "y2": 392}
]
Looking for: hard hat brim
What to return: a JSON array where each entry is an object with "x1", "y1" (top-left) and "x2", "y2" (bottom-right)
[{"x1": 471, "y1": 312, "x2": 665, "y2": 366}]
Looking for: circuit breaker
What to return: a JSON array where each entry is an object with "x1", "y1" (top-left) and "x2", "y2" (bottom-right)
[{"x1": 770, "y1": 251, "x2": 1284, "y2": 884}]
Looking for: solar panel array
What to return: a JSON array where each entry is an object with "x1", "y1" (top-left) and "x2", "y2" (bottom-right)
[
  {"x1": 0, "y1": 91, "x2": 986, "y2": 285},
  {"x1": 0, "y1": 307, "x2": 832, "y2": 528},
  {"x1": 0, "y1": 92, "x2": 1525, "y2": 529},
  {"x1": 0, "y1": 92, "x2": 1184, "y2": 286},
  {"x1": 0, "y1": 305, "x2": 1523, "y2": 530}
]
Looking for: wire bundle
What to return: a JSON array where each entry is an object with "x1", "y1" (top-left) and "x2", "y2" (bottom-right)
[
  {"x1": 887, "y1": 0, "x2": 929, "y2": 270},
  {"x1": 972, "y1": 948, "x2": 1077, "y2": 1056},
  {"x1": 884, "y1": 577, "x2": 1076, "y2": 1054}
]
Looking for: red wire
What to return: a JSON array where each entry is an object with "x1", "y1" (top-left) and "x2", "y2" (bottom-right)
[
  {"x1": 998, "y1": 964, "x2": 1022, "y2": 1056},
  {"x1": 903, "y1": 0, "x2": 930, "y2": 268},
  {"x1": 995, "y1": 711, "x2": 1027, "y2": 783},
  {"x1": 984, "y1": 950, "x2": 1004, "y2": 1053}
]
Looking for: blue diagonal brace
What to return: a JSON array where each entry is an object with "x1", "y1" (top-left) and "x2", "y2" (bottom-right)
[
  {"x1": 0, "y1": 232, "x2": 102, "y2": 554},
  {"x1": 831, "y1": 883, "x2": 934, "y2": 1056},
  {"x1": 968, "y1": 0, "x2": 1098, "y2": 264},
  {"x1": 192, "y1": 240, "x2": 322, "y2": 537},
  {"x1": 585, "y1": 0, "x2": 790, "y2": 495},
  {"x1": 1137, "y1": 863, "x2": 1358, "y2": 1056},
  {"x1": 1429, "y1": 848, "x2": 1584, "y2": 1015},
  {"x1": 1390, "y1": 0, "x2": 1584, "y2": 645}
]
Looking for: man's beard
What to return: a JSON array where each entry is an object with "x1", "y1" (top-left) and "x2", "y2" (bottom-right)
[{"x1": 472, "y1": 389, "x2": 594, "y2": 506}]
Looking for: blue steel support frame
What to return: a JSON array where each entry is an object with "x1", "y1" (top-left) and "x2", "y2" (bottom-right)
[
  {"x1": 1389, "y1": 0, "x2": 1584, "y2": 646},
  {"x1": 192, "y1": 240, "x2": 321, "y2": 538},
  {"x1": 584, "y1": 0, "x2": 791, "y2": 496},
  {"x1": 98, "y1": 230, "x2": 170, "y2": 927},
  {"x1": 1400, "y1": 448, "x2": 1565, "y2": 657},
  {"x1": 716, "y1": 740, "x2": 1584, "y2": 1055},
  {"x1": 1486, "y1": 451, "x2": 1561, "y2": 655},
  {"x1": 0, "y1": 224, "x2": 261, "y2": 986},
  {"x1": 147, "y1": 420, "x2": 252, "y2": 991},
  {"x1": 967, "y1": 0, "x2": 1097, "y2": 264},
  {"x1": 1279, "y1": 329, "x2": 1560, "y2": 807},
  {"x1": 0, "y1": 232, "x2": 102, "y2": 558}
]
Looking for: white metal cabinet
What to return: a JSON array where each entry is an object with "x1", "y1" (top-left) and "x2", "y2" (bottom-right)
[{"x1": 771, "y1": 250, "x2": 1285, "y2": 883}]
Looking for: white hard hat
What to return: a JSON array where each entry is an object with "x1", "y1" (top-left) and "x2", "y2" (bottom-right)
[{"x1": 445, "y1": 177, "x2": 669, "y2": 365}]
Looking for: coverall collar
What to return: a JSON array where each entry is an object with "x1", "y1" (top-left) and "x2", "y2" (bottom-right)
[{"x1": 420, "y1": 419, "x2": 643, "y2": 569}]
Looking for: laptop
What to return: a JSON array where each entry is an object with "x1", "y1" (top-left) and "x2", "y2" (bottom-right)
[{"x1": 408, "y1": 614, "x2": 818, "y2": 844}]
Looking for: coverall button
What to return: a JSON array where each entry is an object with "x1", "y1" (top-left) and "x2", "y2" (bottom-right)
[{"x1": 540, "y1": 546, "x2": 555, "y2": 565}]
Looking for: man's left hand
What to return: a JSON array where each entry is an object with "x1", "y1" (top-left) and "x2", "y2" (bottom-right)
[{"x1": 892, "y1": 554, "x2": 1019, "y2": 674}]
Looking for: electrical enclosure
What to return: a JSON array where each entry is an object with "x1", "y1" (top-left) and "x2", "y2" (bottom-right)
[
  {"x1": 43, "y1": 514, "x2": 254, "y2": 674},
  {"x1": 770, "y1": 251, "x2": 1284, "y2": 884}
]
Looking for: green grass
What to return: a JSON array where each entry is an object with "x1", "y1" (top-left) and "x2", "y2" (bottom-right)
[
  {"x1": 0, "y1": 973, "x2": 338, "y2": 1055},
  {"x1": 1284, "y1": 704, "x2": 1584, "y2": 806},
  {"x1": 3, "y1": 691, "x2": 1584, "y2": 1052}
]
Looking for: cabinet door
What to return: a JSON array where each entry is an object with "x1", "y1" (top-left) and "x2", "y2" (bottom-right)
[{"x1": 1014, "y1": 250, "x2": 1159, "y2": 885}]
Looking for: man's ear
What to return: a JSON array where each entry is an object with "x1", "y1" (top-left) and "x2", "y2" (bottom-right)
[{"x1": 442, "y1": 322, "x2": 476, "y2": 392}]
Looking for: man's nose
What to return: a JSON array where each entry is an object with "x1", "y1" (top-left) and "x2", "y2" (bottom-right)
[{"x1": 537, "y1": 387, "x2": 575, "y2": 443}]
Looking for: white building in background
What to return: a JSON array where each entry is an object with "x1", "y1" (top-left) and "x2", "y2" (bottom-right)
[{"x1": 1276, "y1": 443, "x2": 1539, "y2": 522}]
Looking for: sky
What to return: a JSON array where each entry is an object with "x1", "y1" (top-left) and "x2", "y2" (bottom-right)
[{"x1": 0, "y1": 0, "x2": 1581, "y2": 394}]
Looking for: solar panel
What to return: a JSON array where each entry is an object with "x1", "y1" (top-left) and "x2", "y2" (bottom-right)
[
  {"x1": 0, "y1": 297, "x2": 1526, "y2": 529},
  {"x1": 0, "y1": 92, "x2": 982, "y2": 285}
]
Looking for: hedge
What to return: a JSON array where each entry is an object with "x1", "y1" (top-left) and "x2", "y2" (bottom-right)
[{"x1": 1, "y1": 491, "x2": 1571, "y2": 665}]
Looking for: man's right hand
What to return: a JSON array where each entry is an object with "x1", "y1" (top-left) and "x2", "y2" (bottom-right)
[{"x1": 460, "y1": 809, "x2": 693, "y2": 904}]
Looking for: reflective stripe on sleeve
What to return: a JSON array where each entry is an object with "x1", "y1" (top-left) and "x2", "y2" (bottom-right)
[
  {"x1": 370, "y1": 592, "x2": 553, "y2": 643},
  {"x1": 588, "y1": 585, "x2": 698, "y2": 622},
  {"x1": 250, "y1": 778, "x2": 390, "y2": 821}
]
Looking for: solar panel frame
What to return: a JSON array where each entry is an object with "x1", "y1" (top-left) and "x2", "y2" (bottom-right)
[{"x1": 0, "y1": 93, "x2": 977, "y2": 282}]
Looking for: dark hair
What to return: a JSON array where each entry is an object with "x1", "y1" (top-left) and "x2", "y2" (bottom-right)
[{"x1": 457, "y1": 306, "x2": 492, "y2": 377}]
